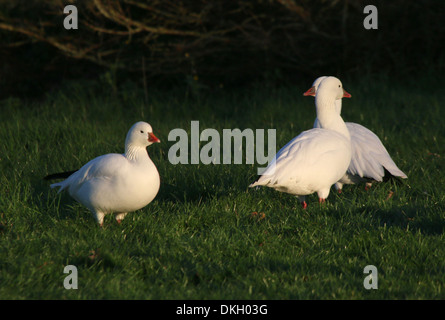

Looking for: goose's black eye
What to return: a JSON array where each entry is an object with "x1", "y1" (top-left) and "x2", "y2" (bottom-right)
[
  {"x1": 338, "y1": 85, "x2": 341, "y2": 87},
  {"x1": 140, "y1": 130, "x2": 144, "y2": 133}
]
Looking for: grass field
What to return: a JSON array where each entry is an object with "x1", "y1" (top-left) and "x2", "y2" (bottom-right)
[{"x1": 0, "y1": 73, "x2": 444, "y2": 299}]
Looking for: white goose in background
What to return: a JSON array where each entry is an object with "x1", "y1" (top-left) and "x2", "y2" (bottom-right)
[
  {"x1": 50, "y1": 121, "x2": 161, "y2": 226},
  {"x1": 304, "y1": 76, "x2": 407, "y2": 192},
  {"x1": 250, "y1": 77, "x2": 352, "y2": 208}
]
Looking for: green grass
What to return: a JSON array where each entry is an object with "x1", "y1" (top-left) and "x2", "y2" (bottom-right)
[{"x1": 0, "y1": 74, "x2": 444, "y2": 299}]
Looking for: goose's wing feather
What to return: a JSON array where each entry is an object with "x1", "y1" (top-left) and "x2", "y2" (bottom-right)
[
  {"x1": 50, "y1": 153, "x2": 128, "y2": 193},
  {"x1": 252, "y1": 128, "x2": 348, "y2": 186},
  {"x1": 347, "y1": 122, "x2": 407, "y2": 181}
]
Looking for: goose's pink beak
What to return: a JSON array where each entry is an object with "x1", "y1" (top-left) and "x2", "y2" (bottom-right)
[
  {"x1": 343, "y1": 89, "x2": 351, "y2": 98},
  {"x1": 303, "y1": 86, "x2": 316, "y2": 97},
  {"x1": 148, "y1": 132, "x2": 160, "y2": 143}
]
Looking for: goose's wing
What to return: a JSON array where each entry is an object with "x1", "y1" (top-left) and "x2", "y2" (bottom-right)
[
  {"x1": 50, "y1": 153, "x2": 128, "y2": 193},
  {"x1": 251, "y1": 128, "x2": 348, "y2": 186},
  {"x1": 347, "y1": 122, "x2": 407, "y2": 181}
]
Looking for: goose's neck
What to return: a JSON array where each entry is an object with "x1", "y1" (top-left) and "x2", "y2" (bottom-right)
[
  {"x1": 315, "y1": 95, "x2": 350, "y2": 140},
  {"x1": 125, "y1": 144, "x2": 149, "y2": 162},
  {"x1": 335, "y1": 99, "x2": 342, "y2": 115}
]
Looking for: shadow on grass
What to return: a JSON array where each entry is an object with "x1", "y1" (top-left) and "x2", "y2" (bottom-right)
[
  {"x1": 367, "y1": 204, "x2": 445, "y2": 236},
  {"x1": 155, "y1": 167, "x2": 255, "y2": 204},
  {"x1": 326, "y1": 203, "x2": 445, "y2": 236},
  {"x1": 35, "y1": 168, "x2": 444, "y2": 238},
  {"x1": 155, "y1": 181, "x2": 220, "y2": 204}
]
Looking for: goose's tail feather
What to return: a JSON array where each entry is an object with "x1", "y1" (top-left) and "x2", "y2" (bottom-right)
[{"x1": 44, "y1": 170, "x2": 77, "y2": 181}]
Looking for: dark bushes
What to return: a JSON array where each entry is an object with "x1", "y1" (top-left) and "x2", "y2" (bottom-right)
[{"x1": 0, "y1": 0, "x2": 443, "y2": 97}]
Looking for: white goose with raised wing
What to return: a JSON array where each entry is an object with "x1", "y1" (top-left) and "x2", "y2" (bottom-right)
[
  {"x1": 305, "y1": 76, "x2": 407, "y2": 192},
  {"x1": 250, "y1": 77, "x2": 352, "y2": 208}
]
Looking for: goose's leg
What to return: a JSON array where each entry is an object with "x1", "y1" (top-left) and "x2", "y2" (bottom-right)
[
  {"x1": 365, "y1": 182, "x2": 372, "y2": 191},
  {"x1": 335, "y1": 182, "x2": 343, "y2": 194},
  {"x1": 115, "y1": 212, "x2": 128, "y2": 224},
  {"x1": 93, "y1": 211, "x2": 106, "y2": 227},
  {"x1": 317, "y1": 189, "x2": 329, "y2": 205},
  {"x1": 298, "y1": 196, "x2": 307, "y2": 209}
]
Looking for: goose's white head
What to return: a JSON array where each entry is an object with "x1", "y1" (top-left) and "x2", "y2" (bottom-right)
[
  {"x1": 303, "y1": 76, "x2": 328, "y2": 97},
  {"x1": 314, "y1": 76, "x2": 351, "y2": 100},
  {"x1": 303, "y1": 76, "x2": 351, "y2": 99},
  {"x1": 126, "y1": 121, "x2": 160, "y2": 148}
]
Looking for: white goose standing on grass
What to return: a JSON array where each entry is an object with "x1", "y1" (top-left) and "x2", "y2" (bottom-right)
[
  {"x1": 49, "y1": 121, "x2": 161, "y2": 226},
  {"x1": 304, "y1": 76, "x2": 407, "y2": 192},
  {"x1": 250, "y1": 77, "x2": 352, "y2": 208}
]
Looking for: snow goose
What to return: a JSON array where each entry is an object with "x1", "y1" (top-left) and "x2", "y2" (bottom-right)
[
  {"x1": 250, "y1": 76, "x2": 352, "y2": 208},
  {"x1": 304, "y1": 76, "x2": 407, "y2": 192},
  {"x1": 49, "y1": 121, "x2": 161, "y2": 226}
]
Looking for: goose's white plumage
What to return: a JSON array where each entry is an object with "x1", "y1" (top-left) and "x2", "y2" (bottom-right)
[
  {"x1": 250, "y1": 77, "x2": 352, "y2": 207},
  {"x1": 306, "y1": 76, "x2": 407, "y2": 191},
  {"x1": 50, "y1": 121, "x2": 161, "y2": 225}
]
